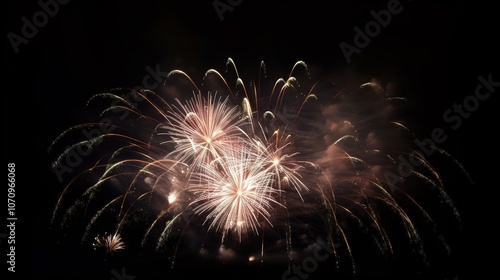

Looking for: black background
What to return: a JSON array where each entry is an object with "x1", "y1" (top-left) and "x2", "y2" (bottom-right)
[{"x1": 5, "y1": 0, "x2": 499, "y2": 279}]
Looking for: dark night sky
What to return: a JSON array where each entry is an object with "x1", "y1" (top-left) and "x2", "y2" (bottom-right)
[{"x1": 5, "y1": 0, "x2": 499, "y2": 279}]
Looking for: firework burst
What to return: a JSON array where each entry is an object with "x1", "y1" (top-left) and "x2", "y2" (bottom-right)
[
  {"x1": 188, "y1": 139, "x2": 280, "y2": 241},
  {"x1": 49, "y1": 58, "x2": 468, "y2": 277},
  {"x1": 160, "y1": 91, "x2": 246, "y2": 170},
  {"x1": 93, "y1": 232, "x2": 126, "y2": 255}
]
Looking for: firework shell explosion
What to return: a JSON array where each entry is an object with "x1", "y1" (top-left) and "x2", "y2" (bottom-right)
[{"x1": 49, "y1": 58, "x2": 469, "y2": 278}]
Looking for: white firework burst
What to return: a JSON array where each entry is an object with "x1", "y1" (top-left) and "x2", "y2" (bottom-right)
[
  {"x1": 161, "y1": 92, "x2": 247, "y2": 170},
  {"x1": 93, "y1": 232, "x2": 126, "y2": 254},
  {"x1": 188, "y1": 139, "x2": 281, "y2": 241}
]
